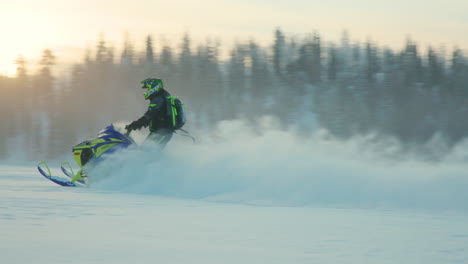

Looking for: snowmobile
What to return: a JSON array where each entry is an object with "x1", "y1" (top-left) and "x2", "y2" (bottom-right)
[{"x1": 37, "y1": 124, "x2": 135, "y2": 187}]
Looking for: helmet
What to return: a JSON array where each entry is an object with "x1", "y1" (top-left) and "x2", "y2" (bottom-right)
[{"x1": 141, "y1": 78, "x2": 163, "y2": 99}]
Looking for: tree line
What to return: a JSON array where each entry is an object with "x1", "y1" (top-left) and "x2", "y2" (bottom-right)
[{"x1": 0, "y1": 30, "x2": 467, "y2": 160}]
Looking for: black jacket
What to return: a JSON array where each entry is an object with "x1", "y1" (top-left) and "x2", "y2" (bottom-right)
[{"x1": 131, "y1": 89, "x2": 172, "y2": 132}]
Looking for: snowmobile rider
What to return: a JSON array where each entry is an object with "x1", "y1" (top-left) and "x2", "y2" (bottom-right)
[{"x1": 125, "y1": 78, "x2": 174, "y2": 149}]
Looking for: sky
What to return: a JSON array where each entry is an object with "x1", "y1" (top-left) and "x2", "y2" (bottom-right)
[{"x1": 1, "y1": 0, "x2": 467, "y2": 76}]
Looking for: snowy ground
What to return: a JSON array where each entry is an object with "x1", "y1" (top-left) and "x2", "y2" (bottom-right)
[
  {"x1": 2, "y1": 122, "x2": 468, "y2": 263},
  {"x1": 1, "y1": 165, "x2": 468, "y2": 264}
]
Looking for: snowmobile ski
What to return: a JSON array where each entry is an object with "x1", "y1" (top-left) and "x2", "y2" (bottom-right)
[
  {"x1": 37, "y1": 161, "x2": 82, "y2": 187},
  {"x1": 61, "y1": 162, "x2": 75, "y2": 178},
  {"x1": 61, "y1": 162, "x2": 87, "y2": 185}
]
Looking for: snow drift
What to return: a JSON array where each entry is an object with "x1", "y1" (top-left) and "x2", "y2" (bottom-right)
[{"x1": 73, "y1": 118, "x2": 468, "y2": 212}]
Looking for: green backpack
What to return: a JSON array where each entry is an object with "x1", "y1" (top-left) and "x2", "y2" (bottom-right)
[{"x1": 166, "y1": 96, "x2": 186, "y2": 130}]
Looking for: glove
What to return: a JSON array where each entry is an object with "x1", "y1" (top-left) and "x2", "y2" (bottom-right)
[
  {"x1": 125, "y1": 121, "x2": 139, "y2": 131},
  {"x1": 125, "y1": 117, "x2": 146, "y2": 131}
]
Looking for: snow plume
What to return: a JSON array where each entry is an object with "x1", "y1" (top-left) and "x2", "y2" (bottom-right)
[{"x1": 89, "y1": 117, "x2": 468, "y2": 212}]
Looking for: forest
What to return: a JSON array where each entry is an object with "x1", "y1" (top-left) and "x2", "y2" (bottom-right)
[{"x1": 1, "y1": 29, "x2": 467, "y2": 160}]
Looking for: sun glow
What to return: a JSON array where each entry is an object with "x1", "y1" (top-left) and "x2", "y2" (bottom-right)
[{"x1": 0, "y1": 62, "x2": 17, "y2": 78}]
